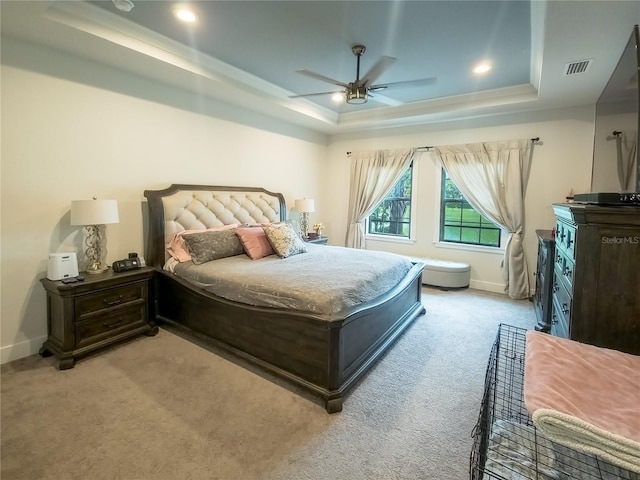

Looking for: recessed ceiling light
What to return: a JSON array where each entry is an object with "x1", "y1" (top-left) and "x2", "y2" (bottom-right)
[
  {"x1": 473, "y1": 62, "x2": 492, "y2": 75},
  {"x1": 174, "y1": 8, "x2": 197, "y2": 23},
  {"x1": 112, "y1": 0, "x2": 134, "y2": 12}
]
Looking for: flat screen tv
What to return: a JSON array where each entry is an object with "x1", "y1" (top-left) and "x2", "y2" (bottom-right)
[{"x1": 589, "y1": 24, "x2": 640, "y2": 195}]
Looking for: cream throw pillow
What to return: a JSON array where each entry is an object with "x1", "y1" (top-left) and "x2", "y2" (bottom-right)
[{"x1": 264, "y1": 223, "x2": 307, "y2": 258}]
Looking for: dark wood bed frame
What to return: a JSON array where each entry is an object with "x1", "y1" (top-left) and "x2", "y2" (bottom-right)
[{"x1": 144, "y1": 184, "x2": 425, "y2": 413}]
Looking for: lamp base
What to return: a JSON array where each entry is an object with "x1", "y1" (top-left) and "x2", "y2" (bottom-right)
[
  {"x1": 85, "y1": 263, "x2": 108, "y2": 275},
  {"x1": 299, "y1": 212, "x2": 310, "y2": 240}
]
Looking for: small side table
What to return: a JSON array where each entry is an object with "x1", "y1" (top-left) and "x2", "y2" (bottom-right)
[
  {"x1": 40, "y1": 267, "x2": 158, "y2": 370},
  {"x1": 305, "y1": 236, "x2": 328, "y2": 245}
]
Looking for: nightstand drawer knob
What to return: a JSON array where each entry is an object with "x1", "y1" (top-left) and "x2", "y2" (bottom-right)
[{"x1": 103, "y1": 295, "x2": 124, "y2": 306}]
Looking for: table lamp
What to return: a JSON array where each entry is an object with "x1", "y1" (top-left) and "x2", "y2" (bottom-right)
[
  {"x1": 294, "y1": 198, "x2": 315, "y2": 239},
  {"x1": 70, "y1": 198, "x2": 119, "y2": 274}
]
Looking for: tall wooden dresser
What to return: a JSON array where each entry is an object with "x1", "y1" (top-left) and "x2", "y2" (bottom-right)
[
  {"x1": 532, "y1": 230, "x2": 555, "y2": 333},
  {"x1": 551, "y1": 204, "x2": 640, "y2": 355}
]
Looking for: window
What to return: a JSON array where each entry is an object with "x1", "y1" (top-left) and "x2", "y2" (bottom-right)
[
  {"x1": 440, "y1": 169, "x2": 501, "y2": 247},
  {"x1": 367, "y1": 164, "x2": 413, "y2": 238}
]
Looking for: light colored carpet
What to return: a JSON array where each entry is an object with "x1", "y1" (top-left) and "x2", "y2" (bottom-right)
[{"x1": 1, "y1": 287, "x2": 535, "y2": 480}]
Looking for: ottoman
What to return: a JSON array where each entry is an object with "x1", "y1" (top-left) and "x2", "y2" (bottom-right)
[{"x1": 410, "y1": 257, "x2": 471, "y2": 289}]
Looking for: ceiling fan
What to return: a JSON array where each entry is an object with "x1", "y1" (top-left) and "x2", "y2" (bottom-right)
[{"x1": 290, "y1": 44, "x2": 436, "y2": 106}]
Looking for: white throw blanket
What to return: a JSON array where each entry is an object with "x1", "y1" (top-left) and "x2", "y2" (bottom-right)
[{"x1": 532, "y1": 408, "x2": 640, "y2": 474}]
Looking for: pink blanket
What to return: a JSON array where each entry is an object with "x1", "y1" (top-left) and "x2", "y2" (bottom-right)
[{"x1": 524, "y1": 330, "x2": 640, "y2": 473}]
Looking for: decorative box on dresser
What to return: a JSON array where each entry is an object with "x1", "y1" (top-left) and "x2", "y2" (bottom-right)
[
  {"x1": 40, "y1": 267, "x2": 158, "y2": 369},
  {"x1": 532, "y1": 230, "x2": 555, "y2": 333},
  {"x1": 551, "y1": 204, "x2": 640, "y2": 355}
]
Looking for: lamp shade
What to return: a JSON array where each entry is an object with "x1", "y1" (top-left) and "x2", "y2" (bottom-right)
[
  {"x1": 294, "y1": 198, "x2": 315, "y2": 213},
  {"x1": 70, "y1": 199, "x2": 119, "y2": 225}
]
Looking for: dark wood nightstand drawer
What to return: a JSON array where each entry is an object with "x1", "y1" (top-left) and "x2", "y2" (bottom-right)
[
  {"x1": 75, "y1": 305, "x2": 147, "y2": 348},
  {"x1": 76, "y1": 282, "x2": 147, "y2": 317}
]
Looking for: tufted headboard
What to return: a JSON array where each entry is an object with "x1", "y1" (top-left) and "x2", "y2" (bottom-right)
[{"x1": 143, "y1": 184, "x2": 286, "y2": 267}]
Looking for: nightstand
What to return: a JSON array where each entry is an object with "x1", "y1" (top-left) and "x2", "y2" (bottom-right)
[
  {"x1": 39, "y1": 267, "x2": 158, "y2": 369},
  {"x1": 305, "y1": 236, "x2": 328, "y2": 245}
]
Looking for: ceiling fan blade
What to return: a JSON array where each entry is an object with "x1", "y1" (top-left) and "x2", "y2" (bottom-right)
[
  {"x1": 361, "y1": 56, "x2": 396, "y2": 86},
  {"x1": 368, "y1": 92, "x2": 404, "y2": 107},
  {"x1": 371, "y1": 77, "x2": 437, "y2": 90},
  {"x1": 296, "y1": 69, "x2": 350, "y2": 88},
  {"x1": 289, "y1": 90, "x2": 342, "y2": 99}
]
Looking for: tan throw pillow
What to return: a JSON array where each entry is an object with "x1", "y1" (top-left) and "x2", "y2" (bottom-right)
[
  {"x1": 182, "y1": 229, "x2": 244, "y2": 264},
  {"x1": 264, "y1": 223, "x2": 307, "y2": 258}
]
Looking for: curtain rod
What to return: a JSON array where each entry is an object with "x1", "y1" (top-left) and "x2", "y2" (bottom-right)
[{"x1": 346, "y1": 138, "x2": 540, "y2": 155}]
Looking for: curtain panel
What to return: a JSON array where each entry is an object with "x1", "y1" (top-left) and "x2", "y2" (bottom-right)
[
  {"x1": 345, "y1": 148, "x2": 416, "y2": 249},
  {"x1": 434, "y1": 139, "x2": 532, "y2": 299},
  {"x1": 616, "y1": 131, "x2": 637, "y2": 191}
]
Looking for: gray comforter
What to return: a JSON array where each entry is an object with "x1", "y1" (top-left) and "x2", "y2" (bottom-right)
[{"x1": 170, "y1": 244, "x2": 413, "y2": 316}]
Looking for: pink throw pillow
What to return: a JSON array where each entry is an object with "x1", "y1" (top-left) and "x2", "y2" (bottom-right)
[
  {"x1": 168, "y1": 224, "x2": 238, "y2": 262},
  {"x1": 235, "y1": 226, "x2": 275, "y2": 260}
]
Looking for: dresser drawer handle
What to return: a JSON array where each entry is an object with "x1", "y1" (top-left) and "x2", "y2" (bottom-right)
[
  {"x1": 551, "y1": 314, "x2": 558, "y2": 325},
  {"x1": 103, "y1": 320, "x2": 123, "y2": 329},
  {"x1": 564, "y1": 267, "x2": 572, "y2": 277},
  {"x1": 562, "y1": 303, "x2": 570, "y2": 314},
  {"x1": 567, "y1": 238, "x2": 574, "y2": 247},
  {"x1": 103, "y1": 295, "x2": 124, "y2": 306},
  {"x1": 553, "y1": 283, "x2": 559, "y2": 293}
]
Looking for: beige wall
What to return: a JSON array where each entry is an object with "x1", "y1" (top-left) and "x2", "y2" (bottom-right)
[
  {"x1": 1, "y1": 37, "x2": 596, "y2": 364},
  {"x1": 1, "y1": 39, "x2": 328, "y2": 363}
]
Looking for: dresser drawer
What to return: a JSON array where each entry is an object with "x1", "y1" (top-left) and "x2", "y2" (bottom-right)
[
  {"x1": 538, "y1": 241, "x2": 548, "y2": 265},
  {"x1": 76, "y1": 282, "x2": 147, "y2": 317},
  {"x1": 554, "y1": 248, "x2": 575, "y2": 293},
  {"x1": 75, "y1": 305, "x2": 147, "y2": 348},
  {"x1": 551, "y1": 279, "x2": 571, "y2": 339},
  {"x1": 550, "y1": 300, "x2": 568, "y2": 339},
  {"x1": 555, "y1": 220, "x2": 576, "y2": 259}
]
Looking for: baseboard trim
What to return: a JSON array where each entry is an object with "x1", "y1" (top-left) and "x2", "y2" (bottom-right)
[
  {"x1": 470, "y1": 280, "x2": 536, "y2": 299},
  {"x1": 469, "y1": 279, "x2": 506, "y2": 294},
  {"x1": 1, "y1": 335, "x2": 47, "y2": 365}
]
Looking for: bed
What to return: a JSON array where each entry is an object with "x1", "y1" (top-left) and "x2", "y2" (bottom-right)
[{"x1": 143, "y1": 184, "x2": 426, "y2": 413}]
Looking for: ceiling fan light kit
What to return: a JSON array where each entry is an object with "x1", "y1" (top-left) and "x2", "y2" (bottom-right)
[{"x1": 346, "y1": 85, "x2": 368, "y2": 104}]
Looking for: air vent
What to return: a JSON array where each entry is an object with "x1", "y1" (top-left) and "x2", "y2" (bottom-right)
[{"x1": 563, "y1": 59, "x2": 593, "y2": 76}]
